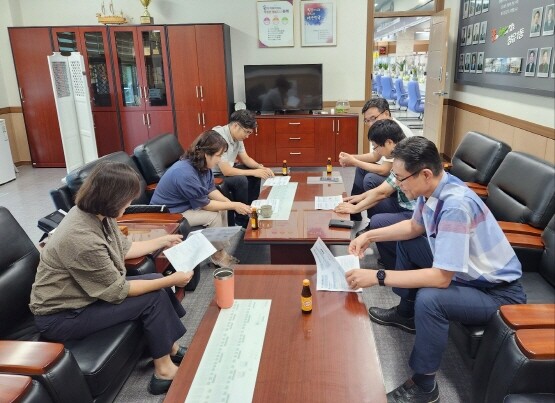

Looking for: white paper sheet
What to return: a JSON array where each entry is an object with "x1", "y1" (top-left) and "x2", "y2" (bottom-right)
[
  {"x1": 266, "y1": 182, "x2": 298, "y2": 220},
  {"x1": 263, "y1": 176, "x2": 291, "y2": 186},
  {"x1": 307, "y1": 176, "x2": 343, "y2": 184},
  {"x1": 185, "y1": 300, "x2": 271, "y2": 403},
  {"x1": 163, "y1": 232, "x2": 217, "y2": 272},
  {"x1": 315, "y1": 195, "x2": 343, "y2": 210},
  {"x1": 310, "y1": 237, "x2": 362, "y2": 292}
]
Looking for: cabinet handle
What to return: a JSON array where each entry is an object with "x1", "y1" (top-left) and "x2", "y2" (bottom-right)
[
  {"x1": 144, "y1": 86, "x2": 148, "y2": 100},
  {"x1": 195, "y1": 86, "x2": 199, "y2": 98},
  {"x1": 146, "y1": 113, "x2": 151, "y2": 127},
  {"x1": 199, "y1": 86, "x2": 204, "y2": 99},
  {"x1": 138, "y1": 86, "x2": 143, "y2": 100},
  {"x1": 289, "y1": 137, "x2": 301, "y2": 140},
  {"x1": 289, "y1": 152, "x2": 301, "y2": 155},
  {"x1": 142, "y1": 113, "x2": 146, "y2": 126},
  {"x1": 332, "y1": 120, "x2": 335, "y2": 131},
  {"x1": 197, "y1": 113, "x2": 201, "y2": 125},
  {"x1": 288, "y1": 122, "x2": 301, "y2": 125},
  {"x1": 19, "y1": 88, "x2": 24, "y2": 103},
  {"x1": 336, "y1": 119, "x2": 340, "y2": 133},
  {"x1": 202, "y1": 113, "x2": 206, "y2": 126}
]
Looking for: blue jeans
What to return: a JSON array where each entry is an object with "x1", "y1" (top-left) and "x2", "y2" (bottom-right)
[
  {"x1": 352, "y1": 167, "x2": 387, "y2": 196},
  {"x1": 393, "y1": 237, "x2": 526, "y2": 374}
]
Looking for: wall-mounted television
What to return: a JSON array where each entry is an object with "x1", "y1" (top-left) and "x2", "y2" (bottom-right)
[{"x1": 244, "y1": 64, "x2": 323, "y2": 114}]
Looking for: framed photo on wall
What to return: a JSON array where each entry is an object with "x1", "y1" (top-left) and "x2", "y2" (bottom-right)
[
  {"x1": 257, "y1": 0, "x2": 295, "y2": 48},
  {"x1": 301, "y1": 0, "x2": 337, "y2": 46}
]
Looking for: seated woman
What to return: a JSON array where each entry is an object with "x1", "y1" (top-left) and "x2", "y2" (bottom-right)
[
  {"x1": 150, "y1": 130, "x2": 252, "y2": 267},
  {"x1": 29, "y1": 161, "x2": 194, "y2": 395}
]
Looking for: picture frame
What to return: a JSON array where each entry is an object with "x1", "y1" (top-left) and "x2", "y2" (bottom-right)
[
  {"x1": 482, "y1": 0, "x2": 489, "y2": 13},
  {"x1": 463, "y1": 0, "x2": 469, "y2": 19},
  {"x1": 477, "y1": 52, "x2": 484, "y2": 74},
  {"x1": 466, "y1": 24, "x2": 473, "y2": 46},
  {"x1": 475, "y1": 0, "x2": 482, "y2": 15},
  {"x1": 459, "y1": 54, "x2": 465, "y2": 72},
  {"x1": 461, "y1": 26, "x2": 466, "y2": 46},
  {"x1": 301, "y1": 0, "x2": 337, "y2": 47},
  {"x1": 472, "y1": 22, "x2": 480, "y2": 45},
  {"x1": 525, "y1": 48, "x2": 538, "y2": 77},
  {"x1": 530, "y1": 7, "x2": 543, "y2": 38},
  {"x1": 257, "y1": 0, "x2": 295, "y2": 48},
  {"x1": 479, "y1": 21, "x2": 487, "y2": 44},
  {"x1": 543, "y1": 4, "x2": 554, "y2": 36},
  {"x1": 537, "y1": 47, "x2": 552, "y2": 77},
  {"x1": 469, "y1": 0, "x2": 475, "y2": 17}
]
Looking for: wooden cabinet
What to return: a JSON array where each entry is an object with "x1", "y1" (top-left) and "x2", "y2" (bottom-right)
[
  {"x1": 167, "y1": 24, "x2": 234, "y2": 148},
  {"x1": 51, "y1": 26, "x2": 122, "y2": 156},
  {"x1": 252, "y1": 115, "x2": 358, "y2": 166},
  {"x1": 110, "y1": 26, "x2": 173, "y2": 154},
  {"x1": 8, "y1": 27, "x2": 64, "y2": 167}
]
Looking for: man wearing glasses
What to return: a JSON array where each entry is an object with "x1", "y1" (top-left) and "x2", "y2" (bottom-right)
[
  {"x1": 345, "y1": 136, "x2": 524, "y2": 403},
  {"x1": 338, "y1": 98, "x2": 413, "y2": 221},
  {"x1": 213, "y1": 110, "x2": 274, "y2": 227},
  {"x1": 335, "y1": 120, "x2": 415, "y2": 269}
]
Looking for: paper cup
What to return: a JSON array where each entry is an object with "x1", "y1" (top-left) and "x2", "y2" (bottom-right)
[{"x1": 213, "y1": 267, "x2": 234, "y2": 309}]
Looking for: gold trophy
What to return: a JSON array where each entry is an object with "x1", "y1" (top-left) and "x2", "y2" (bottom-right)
[{"x1": 139, "y1": 0, "x2": 154, "y2": 24}]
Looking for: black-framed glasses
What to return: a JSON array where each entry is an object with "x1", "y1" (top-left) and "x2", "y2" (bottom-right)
[
  {"x1": 363, "y1": 110, "x2": 385, "y2": 125},
  {"x1": 391, "y1": 169, "x2": 422, "y2": 183}
]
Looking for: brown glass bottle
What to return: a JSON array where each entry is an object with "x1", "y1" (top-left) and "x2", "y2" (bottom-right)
[
  {"x1": 282, "y1": 160, "x2": 288, "y2": 176},
  {"x1": 326, "y1": 157, "x2": 333, "y2": 175},
  {"x1": 301, "y1": 279, "x2": 312, "y2": 314},
  {"x1": 250, "y1": 207, "x2": 259, "y2": 230}
]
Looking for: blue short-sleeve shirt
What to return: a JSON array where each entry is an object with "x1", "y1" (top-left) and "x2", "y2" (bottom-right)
[
  {"x1": 150, "y1": 159, "x2": 216, "y2": 213},
  {"x1": 412, "y1": 172, "x2": 522, "y2": 286}
]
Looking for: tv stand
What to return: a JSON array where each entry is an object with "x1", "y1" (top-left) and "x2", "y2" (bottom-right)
[{"x1": 245, "y1": 114, "x2": 358, "y2": 167}]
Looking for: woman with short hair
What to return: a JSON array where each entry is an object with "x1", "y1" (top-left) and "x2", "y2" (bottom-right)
[{"x1": 30, "y1": 161, "x2": 194, "y2": 395}]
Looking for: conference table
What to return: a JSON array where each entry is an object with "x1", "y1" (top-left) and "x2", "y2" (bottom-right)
[
  {"x1": 244, "y1": 171, "x2": 353, "y2": 264},
  {"x1": 164, "y1": 265, "x2": 386, "y2": 403}
]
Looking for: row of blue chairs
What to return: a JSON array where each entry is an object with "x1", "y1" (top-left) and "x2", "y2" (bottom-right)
[{"x1": 372, "y1": 75, "x2": 424, "y2": 118}]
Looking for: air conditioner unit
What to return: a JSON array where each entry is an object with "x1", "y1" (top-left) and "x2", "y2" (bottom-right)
[{"x1": 0, "y1": 119, "x2": 16, "y2": 185}]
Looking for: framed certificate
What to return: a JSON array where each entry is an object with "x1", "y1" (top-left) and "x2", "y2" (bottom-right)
[
  {"x1": 301, "y1": 0, "x2": 337, "y2": 47},
  {"x1": 257, "y1": 1, "x2": 294, "y2": 48}
]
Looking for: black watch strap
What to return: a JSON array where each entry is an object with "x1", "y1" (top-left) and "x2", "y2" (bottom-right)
[{"x1": 377, "y1": 269, "x2": 386, "y2": 286}]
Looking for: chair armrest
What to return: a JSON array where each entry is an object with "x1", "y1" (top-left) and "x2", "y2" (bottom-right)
[
  {"x1": 0, "y1": 374, "x2": 33, "y2": 402},
  {"x1": 466, "y1": 182, "x2": 488, "y2": 198},
  {"x1": 515, "y1": 328, "x2": 555, "y2": 359},
  {"x1": 145, "y1": 183, "x2": 157, "y2": 192},
  {"x1": 500, "y1": 304, "x2": 555, "y2": 329},
  {"x1": 506, "y1": 232, "x2": 544, "y2": 249},
  {"x1": 117, "y1": 213, "x2": 183, "y2": 223},
  {"x1": 443, "y1": 162, "x2": 452, "y2": 171},
  {"x1": 0, "y1": 341, "x2": 64, "y2": 375},
  {"x1": 214, "y1": 177, "x2": 224, "y2": 186},
  {"x1": 500, "y1": 222, "x2": 543, "y2": 236}
]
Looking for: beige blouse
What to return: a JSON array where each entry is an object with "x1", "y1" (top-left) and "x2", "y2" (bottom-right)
[{"x1": 30, "y1": 207, "x2": 132, "y2": 315}]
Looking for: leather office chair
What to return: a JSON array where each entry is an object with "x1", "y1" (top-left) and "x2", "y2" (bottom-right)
[
  {"x1": 380, "y1": 76, "x2": 397, "y2": 104},
  {"x1": 407, "y1": 81, "x2": 424, "y2": 124},
  {"x1": 133, "y1": 133, "x2": 184, "y2": 188},
  {"x1": 394, "y1": 79, "x2": 409, "y2": 111},
  {"x1": 449, "y1": 131, "x2": 511, "y2": 194},
  {"x1": 0, "y1": 207, "x2": 148, "y2": 403},
  {"x1": 375, "y1": 74, "x2": 383, "y2": 96}
]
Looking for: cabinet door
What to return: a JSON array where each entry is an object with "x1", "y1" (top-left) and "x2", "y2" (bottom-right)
[
  {"x1": 254, "y1": 118, "x2": 276, "y2": 165},
  {"x1": 315, "y1": 117, "x2": 336, "y2": 163},
  {"x1": 137, "y1": 26, "x2": 172, "y2": 111},
  {"x1": 146, "y1": 111, "x2": 175, "y2": 139},
  {"x1": 167, "y1": 25, "x2": 202, "y2": 112},
  {"x1": 195, "y1": 25, "x2": 229, "y2": 112},
  {"x1": 9, "y1": 27, "x2": 64, "y2": 167},
  {"x1": 120, "y1": 111, "x2": 150, "y2": 154},
  {"x1": 92, "y1": 111, "x2": 122, "y2": 156},
  {"x1": 175, "y1": 110, "x2": 203, "y2": 149},
  {"x1": 52, "y1": 27, "x2": 117, "y2": 111},
  {"x1": 111, "y1": 28, "x2": 143, "y2": 111},
  {"x1": 335, "y1": 116, "x2": 358, "y2": 158}
]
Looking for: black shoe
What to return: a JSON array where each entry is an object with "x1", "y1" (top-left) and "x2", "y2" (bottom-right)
[
  {"x1": 148, "y1": 374, "x2": 173, "y2": 395},
  {"x1": 356, "y1": 226, "x2": 370, "y2": 238},
  {"x1": 368, "y1": 306, "x2": 416, "y2": 333},
  {"x1": 170, "y1": 345, "x2": 187, "y2": 364},
  {"x1": 387, "y1": 379, "x2": 439, "y2": 403}
]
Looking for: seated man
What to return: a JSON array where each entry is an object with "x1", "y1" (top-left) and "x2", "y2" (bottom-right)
[
  {"x1": 338, "y1": 98, "x2": 413, "y2": 221},
  {"x1": 346, "y1": 136, "x2": 525, "y2": 403},
  {"x1": 212, "y1": 110, "x2": 274, "y2": 227},
  {"x1": 334, "y1": 120, "x2": 415, "y2": 267}
]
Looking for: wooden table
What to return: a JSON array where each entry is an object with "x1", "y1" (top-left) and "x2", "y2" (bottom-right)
[
  {"x1": 244, "y1": 172, "x2": 352, "y2": 264},
  {"x1": 165, "y1": 265, "x2": 386, "y2": 403}
]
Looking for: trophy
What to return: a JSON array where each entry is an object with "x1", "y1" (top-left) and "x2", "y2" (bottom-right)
[{"x1": 139, "y1": 0, "x2": 153, "y2": 24}]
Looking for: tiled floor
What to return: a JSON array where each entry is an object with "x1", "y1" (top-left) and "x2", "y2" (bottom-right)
[{"x1": 0, "y1": 165, "x2": 67, "y2": 242}]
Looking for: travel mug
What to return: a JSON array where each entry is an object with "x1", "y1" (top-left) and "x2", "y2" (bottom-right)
[{"x1": 213, "y1": 267, "x2": 234, "y2": 309}]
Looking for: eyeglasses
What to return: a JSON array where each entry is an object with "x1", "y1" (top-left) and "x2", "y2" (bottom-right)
[
  {"x1": 372, "y1": 143, "x2": 384, "y2": 151},
  {"x1": 363, "y1": 110, "x2": 385, "y2": 125},
  {"x1": 240, "y1": 125, "x2": 254, "y2": 136},
  {"x1": 391, "y1": 169, "x2": 422, "y2": 183}
]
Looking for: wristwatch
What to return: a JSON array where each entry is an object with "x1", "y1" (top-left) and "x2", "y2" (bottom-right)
[{"x1": 376, "y1": 269, "x2": 386, "y2": 286}]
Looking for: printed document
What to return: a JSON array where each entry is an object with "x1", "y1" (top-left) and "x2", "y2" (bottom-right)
[
  {"x1": 315, "y1": 195, "x2": 343, "y2": 210},
  {"x1": 310, "y1": 238, "x2": 362, "y2": 292},
  {"x1": 263, "y1": 176, "x2": 290, "y2": 186},
  {"x1": 163, "y1": 232, "x2": 217, "y2": 272}
]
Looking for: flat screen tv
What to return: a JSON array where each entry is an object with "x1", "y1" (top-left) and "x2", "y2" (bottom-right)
[{"x1": 244, "y1": 64, "x2": 323, "y2": 113}]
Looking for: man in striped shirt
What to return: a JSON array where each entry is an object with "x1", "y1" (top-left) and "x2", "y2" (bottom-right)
[{"x1": 345, "y1": 136, "x2": 525, "y2": 403}]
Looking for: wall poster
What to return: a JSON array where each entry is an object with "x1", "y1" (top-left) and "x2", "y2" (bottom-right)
[
  {"x1": 301, "y1": 1, "x2": 337, "y2": 47},
  {"x1": 257, "y1": 1, "x2": 294, "y2": 48}
]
